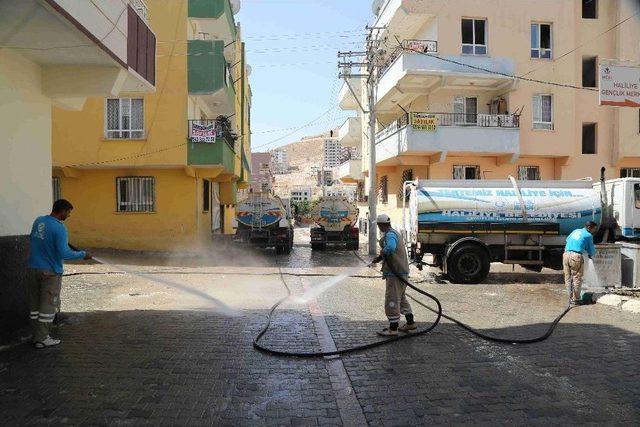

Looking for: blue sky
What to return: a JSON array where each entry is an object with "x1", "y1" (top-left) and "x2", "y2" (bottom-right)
[{"x1": 236, "y1": 0, "x2": 373, "y2": 152}]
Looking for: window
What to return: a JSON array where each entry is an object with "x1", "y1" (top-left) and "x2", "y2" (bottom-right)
[
  {"x1": 621, "y1": 168, "x2": 640, "y2": 178},
  {"x1": 106, "y1": 98, "x2": 144, "y2": 139},
  {"x1": 583, "y1": 0, "x2": 597, "y2": 19},
  {"x1": 531, "y1": 23, "x2": 552, "y2": 59},
  {"x1": 203, "y1": 179, "x2": 210, "y2": 212},
  {"x1": 52, "y1": 177, "x2": 61, "y2": 202},
  {"x1": 453, "y1": 96, "x2": 478, "y2": 124},
  {"x1": 462, "y1": 18, "x2": 487, "y2": 55},
  {"x1": 379, "y1": 175, "x2": 388, "y2": 204},
  {"x1": 453, "y1": 165, "x2": 480, "y2": 180},
  {"x1": 116, "y1": 177, "x2": 155, "y2": 212},
  {"x1": 582, "y1": 123, "x2": 597, "y2": 154},
  {"x1": 582, "y1": 56, "x2": 598, "y2": 88},
  {"x1": 635, "y1": 184, "x2": 640, "y2": 209},
  {"x1": 533, "y1": 94, "x2": 553, "y2": 130},
  {"x1": 518, "y1": 166, "x2": 541, "y2": 180}
]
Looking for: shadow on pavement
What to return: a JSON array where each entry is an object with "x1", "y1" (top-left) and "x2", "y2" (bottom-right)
[{"x1": 1, "y1": 309, "x2": 638, "y2": 425}]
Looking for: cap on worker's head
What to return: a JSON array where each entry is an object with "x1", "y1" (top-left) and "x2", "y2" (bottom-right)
[{"x1": 376, "y1": 214, "x2": 391, "y2": 224}]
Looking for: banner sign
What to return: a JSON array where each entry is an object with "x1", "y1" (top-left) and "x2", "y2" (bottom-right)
[
  {"x1": 403, "y1": 39, "x2": 438, "y2": 53},
  {"x1": 599, "y1": 62, "x2": 640, "y2": 107},
  {"x1": 190, "y1": 122, "x2": 217, "y2": 143},
  {"x1": 411, "y1": 113, "x2": 438, "y2": 132}
]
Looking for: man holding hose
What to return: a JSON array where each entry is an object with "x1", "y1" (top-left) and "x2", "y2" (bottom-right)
[
  {"x1": 563, "y1": 221, "x2": 597, "y2": 306},
  {"x1": 27, "y1": 199, "x2": 92, "y2": 348},
  {"x1": 371, "y1": 214, "x2": 416, "y2": 336}
]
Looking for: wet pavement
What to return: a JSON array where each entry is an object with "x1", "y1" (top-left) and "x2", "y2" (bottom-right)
[{"x1": 1, "y1": 226, "x2": 640, "y2": 425}]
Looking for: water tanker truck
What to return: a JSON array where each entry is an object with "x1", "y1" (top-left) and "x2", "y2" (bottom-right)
[
  {"x1": 310, "y1": 196, "x2": 359, "y2": 250},
  {"x1": 404, "y1": 171, "x2": 640, "y2": 284},
  {"x1": 233, "y1": 192, "x2": 294, "y2": 254}
]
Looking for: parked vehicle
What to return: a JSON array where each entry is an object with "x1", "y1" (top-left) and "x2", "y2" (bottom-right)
[
  {"x1": 310, "y1": 196, "x2": 359, "y2": 250},
  {"x1": 233, "y1": 193, "x2": 294, "y2": 254},
  {"x1": 404, "y1": 170, "x2": 640, "y2": 284}
]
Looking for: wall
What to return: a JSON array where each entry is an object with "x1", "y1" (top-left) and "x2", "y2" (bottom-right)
[
  {"x1": 0, "y1": 49, "x2": 54, "y2": 342},
  {"x1": 53, "y1": 168, "x2": 200, "y2": 251}
]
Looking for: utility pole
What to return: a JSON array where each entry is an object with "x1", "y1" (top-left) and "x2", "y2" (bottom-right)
[{"x1": 338, "y1": 26, "x2": 384, "y2": 255}]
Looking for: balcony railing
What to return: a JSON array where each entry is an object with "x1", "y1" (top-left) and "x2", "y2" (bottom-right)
[
  {"x1": 376, "y1": 112, "x2": 520, "y2": 141},
  {"x1": 379, "y1": 39, "x2": 438, "y2": 77},
  {"x1": 188, "y1": 119, "x2": 236, "y2": 152}
]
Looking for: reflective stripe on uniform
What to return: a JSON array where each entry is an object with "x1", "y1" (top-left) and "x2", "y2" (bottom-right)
[
  {"x1": 38, "y1": 313, "x2": 55, "y2": 322},
  {"x1": 30, "y1": 311, "x2": 39, "y2": 319}
]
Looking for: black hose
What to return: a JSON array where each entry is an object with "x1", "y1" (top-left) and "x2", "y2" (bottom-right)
[
  {"x1": 353, "y1": 251, "x2": 577, "y2": 345},
  {"x1": 252, "y1": 261, "x2": 443, "y2": 358}
]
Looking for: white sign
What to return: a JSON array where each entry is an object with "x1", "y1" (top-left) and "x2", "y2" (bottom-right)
[
  {"x1": 190, "y1": 122, "x2": 217, "y2": 143},
  {"x1": 599, "y1": 63, "x2": 640, "y2": 107}
]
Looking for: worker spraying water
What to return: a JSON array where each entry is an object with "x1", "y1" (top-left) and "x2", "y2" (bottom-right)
[
  {"x1": 370, "y1": 214, "x2": 416, "y2": 336},
  {"x1": 563, "y1": 221, "x2": 598, "y2": 306}
]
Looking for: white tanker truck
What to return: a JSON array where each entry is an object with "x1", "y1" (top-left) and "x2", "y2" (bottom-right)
[
  {"x1": 233, "y1": 192, "x2": 294, "y2": 254},
  {"x1": 404, "y1": 170, "x2": 640, "y2": 284},
  {"x1": 310, "y1": 196, "x2": 359, "y2": 250}
]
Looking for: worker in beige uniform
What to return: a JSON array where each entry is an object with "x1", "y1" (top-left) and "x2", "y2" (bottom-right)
[{"x1": 371, "y1": 214, "x2": 416, "y2": 336}]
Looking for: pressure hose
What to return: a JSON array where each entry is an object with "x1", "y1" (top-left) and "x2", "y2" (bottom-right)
[{"x1": 253, "y1": 252, "x2": 577, "y2": 358}]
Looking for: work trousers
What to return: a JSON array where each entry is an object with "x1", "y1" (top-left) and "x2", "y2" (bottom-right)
[
  {"x1": 563, "y1": 252, "x2": 584, "y2": 303},
  {"x1": 384, "y1": 275, "x2": 412, "y2": 323},
  {"x1": 28, "y1": 269, "x2": 62, "y2": 342}
]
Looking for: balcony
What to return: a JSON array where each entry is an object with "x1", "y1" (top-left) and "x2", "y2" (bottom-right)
[
  {"x1": 336, "y1": 159, "x2": 363, "y2": 184},
  {"x1": 375, "y1": 112, "x2": 520, "y2": 166},
  {"x1": 338, "y1": 117, "x2": 362, "y2": 148},
  {"x1": 187, "y1": 119, "x2": 236, "y2": 175},
  {"x1": 188, "y1": 40, "x2": 236, "y2": 116},
  {"x1": 338, "y1": 79, "x2": 362, "y2": 111},
  {"x1": 0, "y1": 0, "x2": 156, "y2": 109},
  {"x1": 188, "y1": 0, "x2": 237, "y2": 58},
  {"x1": 377, "y1": 51, "x2": 516, "y2": 111},
  {"x1": 372, "y1": 0, "x2": 435, "y2": 42}
]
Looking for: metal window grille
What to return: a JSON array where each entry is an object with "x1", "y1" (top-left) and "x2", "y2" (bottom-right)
[
  {"x1": 518, "y1": 166, "x2": 541, "y2": 180},
  {"x1": 533, "y1": 95, "x2": 553, "y2": 130},
  {"x1": 52, "y1": 177, "x2": 61, "y2": 202},
  {"x1": 116, "y1": 177, "x2": 155, "y2": 212},
  {"x1": 379, "y1": 175, "x2": 388, "y2": 204},
  {"x1": 203, "y1": 179, "x2": 210, "y2": 212},
  {"x1": 621, "y1": 168, "x2": 640, "y2": 178},
  {"x1": 106, "y1": 98, "x2": 144, "y2": 139},
  {"x1": 453, "y1": 165, "x2": 480, "y2": 180}
]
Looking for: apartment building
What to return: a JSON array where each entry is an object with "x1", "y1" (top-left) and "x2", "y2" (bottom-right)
[
  {"x1": 291, "y1": 186, "x2": 313, "y2": 202},
  {"x1": 323, "y1": 138, "x2": 343, "y2": 168},
  {"x1": 341, "y1": 0, "x2": 640, "y2": 227},
  {"x1": 250, "y1": 152, "x2": 275, "y2": 192},
  {"x1": 0, "y1": 0, "x2": 156, "y2": 340},
  {"x1": 271, "y1": 148, "x2": 290, "y2": 174},
  {"x1": 51, "y1": 0, "x2": 252, "y2": 252},
  {"x1": 326, "y1": 185, "x2": 358, "y2": 203}
]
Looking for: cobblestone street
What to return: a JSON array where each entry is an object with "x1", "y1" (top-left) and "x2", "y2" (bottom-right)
[{"x1": 1, "y1": 230, "x2": 640, "y2": 425}]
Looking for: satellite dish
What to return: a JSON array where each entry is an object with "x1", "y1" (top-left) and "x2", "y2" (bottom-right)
[
  {"x1": 372, "y1": 0, "x2": 384, "y2": 15},
  {"x1": 230, "y1": 0, "x2": 241, "y2": 15},
  {"x1": 246, "y1": 64, "x2": 252, "y2": 76}
]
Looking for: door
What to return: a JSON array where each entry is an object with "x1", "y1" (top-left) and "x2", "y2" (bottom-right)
[
  {"x1": 211, "y1": 182, "x2": 221, "y2": 233},
  {"x1": 453, "y1": 96, "x2": 478, "y2": 125}
]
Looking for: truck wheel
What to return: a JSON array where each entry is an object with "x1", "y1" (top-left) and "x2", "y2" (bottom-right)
[
  {"x1": 311, "y1": 243, "x2": 320, "y2": 251},
  {"x1": 275, "y1": 245, "x2": 284, "y2": 255},
  {"x1": 447, "y1": 243, "x2": 490, "y2": 284}
]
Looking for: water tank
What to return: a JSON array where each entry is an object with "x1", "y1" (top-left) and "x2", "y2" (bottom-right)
[
  {"x1": 372, "y1": 0, "x2": 384, "y2": 16},
  {"x1": 230, "y1": 0, "x2": 241, "y2": 15}
]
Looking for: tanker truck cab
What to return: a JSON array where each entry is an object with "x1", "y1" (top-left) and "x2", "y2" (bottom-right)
[
  {"x1": 310, "y1": 196, "x2": 359, "y2": 250},
  {"x1": 601, "y1": 178, "x2": 640, "y2": 240}
]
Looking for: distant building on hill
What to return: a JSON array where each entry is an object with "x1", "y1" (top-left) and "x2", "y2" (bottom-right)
[{"x1": 251, "y1": 152, "x2": 274, "y2": 193}]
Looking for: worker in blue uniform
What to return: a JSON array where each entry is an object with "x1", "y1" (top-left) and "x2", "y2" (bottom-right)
[
  {"x1": 563, "y1": 221, "x2": 597, "y2": 305},
  {"x1": 27, "y1": 199, "x2": 92, "y2": 348}
]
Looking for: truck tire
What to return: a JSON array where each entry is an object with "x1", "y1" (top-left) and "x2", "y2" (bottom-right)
[
  {"x1": 275, "y1": 245, "x2": 284, "y2": 255},
  {"x1": 447, "y1": 243, "x2": 490, "y2": 284},
  {"x1": 346, "y1": 239, "x2": 359, "y2": 250}
]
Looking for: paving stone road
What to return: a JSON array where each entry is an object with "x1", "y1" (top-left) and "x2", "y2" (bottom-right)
[{"x1": 1, "y1": 228, "x2": 639, "y2": 425}]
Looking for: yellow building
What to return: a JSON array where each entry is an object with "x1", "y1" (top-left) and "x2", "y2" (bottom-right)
[
  {"x1": 338, "y1": 0, "x2": 640, "y2": 228},
  {"x1": 52, "y1": 0, "x2": 252, "y2": 252}
]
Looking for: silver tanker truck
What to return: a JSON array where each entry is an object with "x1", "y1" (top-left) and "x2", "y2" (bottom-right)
[
  {"x1": 310, "y1": 196, "x2": 359, "y2": 250},
  {"x1": 403, "y1": 171, "x2": 640, "y2": 284}
]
